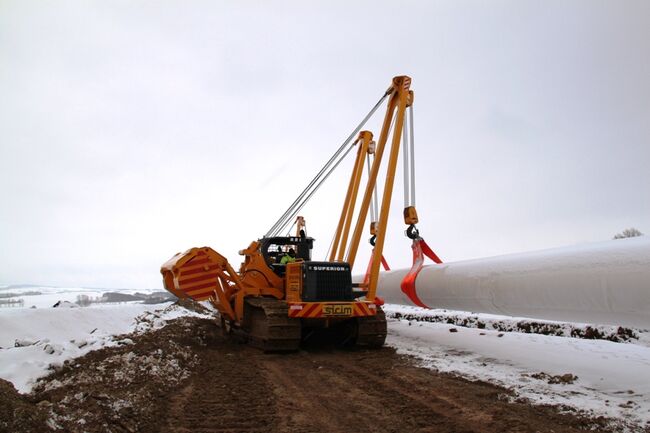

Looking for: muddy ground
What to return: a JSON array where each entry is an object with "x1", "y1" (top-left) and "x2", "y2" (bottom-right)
[{"x1": 1, "y1": 314, "x2": 634, "y2": 433}]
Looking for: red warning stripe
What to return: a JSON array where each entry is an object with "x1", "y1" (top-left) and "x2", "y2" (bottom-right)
[
  {"x1": 179, "y1": 265, "x2": 219, "y2": 277},
  {"x1": 179, "y1": 258, "x2": 211, "y2": 271},
  {"x1": 178, "y1": 276, "x2": 219, "y2": 291},
  {"x1": 186, "y1": 287, "x2": 215, "y2": 298},
  {"x1": 302, "y1": 303, "x2": 320, "y2": 318},
  {"x1": 179, "y1": 272, "x2": 219, "y2": 285},
  {"x1": 179, "y1": 280, "x2": 217, "y2": 294},
  {"x1": 357, "y1": 302, "x2": 371, "y2": 316},
  {"x1": 287, "y1": 302, "x2": 377, "y2": 318}
]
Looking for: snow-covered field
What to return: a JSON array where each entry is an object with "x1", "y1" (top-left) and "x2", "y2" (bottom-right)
[
  {"x1": 2, "y1": 286, "x2": 649, "y2": 431},
  {"x1": 0, "y1": 286, "x2": 212, "y2": 392},
  {"x1": 385, "y1": 304, "x2": 650, "y2": 431},
  {"x1": 0, "y1": 285, "x2": 166, "y2": 309}
]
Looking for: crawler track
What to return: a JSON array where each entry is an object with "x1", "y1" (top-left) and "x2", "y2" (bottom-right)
[
  {"x1": 242, "y1": 297, "x2": 301, "y2": 352},
  {"x1": 165, "y1": 344, "x2": 275, "y2": 433},
  {"x1": 356, "y1": 308, "x2": 387, "y2": 347}
]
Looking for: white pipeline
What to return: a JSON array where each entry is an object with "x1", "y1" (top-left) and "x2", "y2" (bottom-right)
[{"x1": 375, "y1": 237, "x2": 650, "y2": 328}]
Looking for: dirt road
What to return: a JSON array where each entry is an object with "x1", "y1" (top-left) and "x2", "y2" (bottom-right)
[
  {"x1": 2, "y1": 315, "x2": 621, "y2": 433},
  {"x1": 162, "y1": 330, "x2": 605, "y2": 433}
]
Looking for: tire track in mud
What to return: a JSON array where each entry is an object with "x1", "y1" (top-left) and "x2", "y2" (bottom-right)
[
  {"x1": 262, "y1": 354, "x2": 375, "y2": 433},
  {"x1": 340, "y1": 362, "x2": 487, "y2": 431},
  {"x1": 164, "y1": 344, "x2": 276, "y2": 433},
  {"x1": 258, "y1": 347, "x2": 600, "y2": 433},
  {"x1": 262, "y1": 349, "x2": 480, "y2": 433}
]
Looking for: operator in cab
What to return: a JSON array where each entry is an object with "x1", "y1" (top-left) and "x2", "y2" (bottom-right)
[{"x1": 280, "y1": 248, "x2": 296, "y2": 264}]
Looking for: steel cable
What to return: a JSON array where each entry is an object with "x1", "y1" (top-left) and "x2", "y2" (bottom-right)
[
  {"x1": 271, "y1": 142, "x2": 357, "y2": 236},
  {"x1": 409, "y1": 104, "x2": 416, "y2": 207},
  {"x1": 265, "y1": 92, "x2": 390, "y2": 237}
]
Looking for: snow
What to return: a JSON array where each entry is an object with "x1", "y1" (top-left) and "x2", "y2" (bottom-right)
[
  {"x1": 0, "y1": 285, "x2": 151, "y2": 309},
  {"x1": 0, "y1": 289, "x2": 214, "y2": 393},
  {"x1": 383, "y1": 304, "x2": 650, "y2": 346},
  {"x1": 0, "y1": 303, "x2": 153, "y2": 349},
  {"x1": 385, "y1": 303, "x2": 650, "y2": 431},
  {"x1": 52, "y1": 301, "x2": 79, "y2": 308}
]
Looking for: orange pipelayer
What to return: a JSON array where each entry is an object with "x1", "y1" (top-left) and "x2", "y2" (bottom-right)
[{"x1": 160, "y1": 76, "x2": 418, "y2": 350}]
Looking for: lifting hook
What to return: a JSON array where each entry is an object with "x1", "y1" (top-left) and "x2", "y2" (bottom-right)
[{"x1": 406, "y1": 224, "x2": 419, "y2": 240}]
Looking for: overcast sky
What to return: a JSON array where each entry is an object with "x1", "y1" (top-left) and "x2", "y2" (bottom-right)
[{"x1": 1, "y1": 0, "x2": 648, "y2": 289}]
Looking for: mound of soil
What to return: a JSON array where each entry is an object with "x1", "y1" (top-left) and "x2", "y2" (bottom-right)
[
  {"x1": 30, "y1": 317, "x2": 219, "y2": 432},
  {"x1": 0, "y1": 379, "x2": 49, "y2": 433}
]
